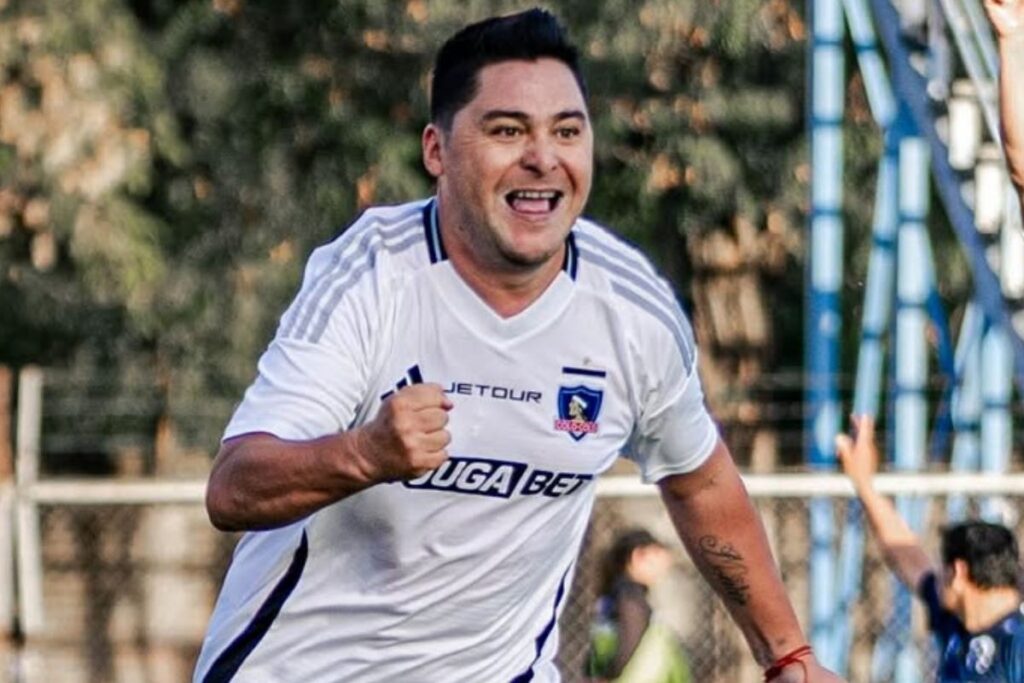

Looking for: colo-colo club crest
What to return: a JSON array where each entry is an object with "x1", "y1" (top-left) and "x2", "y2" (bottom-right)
[{"x1": 555, "y1": 385, "x2": 603, "y2": 441}]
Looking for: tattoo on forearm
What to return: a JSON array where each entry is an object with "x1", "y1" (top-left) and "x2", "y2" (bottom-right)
[{"x1": 698, "y1": 535, "x2": 751, "y2": 606}]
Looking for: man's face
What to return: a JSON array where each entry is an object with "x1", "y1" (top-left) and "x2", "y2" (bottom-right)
[{"x1": 422, "y1": 58, "x2": 593, "y2": 272}]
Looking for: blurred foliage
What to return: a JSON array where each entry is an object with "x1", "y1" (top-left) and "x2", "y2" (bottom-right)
[{"x1": 0, "y1": 0, "x2": 949, "y2": 465}]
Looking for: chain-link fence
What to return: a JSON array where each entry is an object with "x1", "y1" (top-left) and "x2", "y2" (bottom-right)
[
  {"x1": 557, "y1": 489, "x2": 979, "y2": 683},
  {"x1": 5, "y1": 480, "x2": 1024, "y2": 682}
]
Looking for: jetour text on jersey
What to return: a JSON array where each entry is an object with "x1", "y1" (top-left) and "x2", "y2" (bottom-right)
[{"x1": 443, "y1": 381, "x2": 542, "y2": 403}]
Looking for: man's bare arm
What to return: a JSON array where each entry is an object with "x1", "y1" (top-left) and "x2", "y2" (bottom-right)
[
  {"x1": 659, "y1": 439, "x2": 844, "y2": 682},
  {"x1": 206, "y1": 384, "x2": 452, "y2": 531},
  {"x1": 985, "y1": 0, "x2": 1024, "y2": 212}
]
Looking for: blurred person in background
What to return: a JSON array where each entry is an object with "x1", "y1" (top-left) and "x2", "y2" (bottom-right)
[
  {"x1": 836, "y1": 415, "x2": 1024, "y2": 681},
  {"x1": 585, "y1": 528, "x2": 693, "y2": 683},
  {"x1": 194, "y1": 7, "x2": 842, "y2": 682},
  {"x1": 985, "y1": 0, "x2": 1024, "y2": 215}
]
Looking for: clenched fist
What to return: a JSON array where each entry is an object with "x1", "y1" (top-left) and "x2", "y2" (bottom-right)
[{"x1": 352, "y1": 383, "x2": 453, "y2": 484}]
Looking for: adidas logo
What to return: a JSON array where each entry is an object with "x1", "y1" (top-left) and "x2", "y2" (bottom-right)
[{"x1": 380, "y1": 365, "x2": 423, "y2": 401}]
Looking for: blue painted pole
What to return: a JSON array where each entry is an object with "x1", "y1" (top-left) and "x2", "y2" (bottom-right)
[
  {"x1": 980, "y1": 319, "x2": 1013, "y2": 520},
  {"x1": 925, "y1": 286, "x2": 958, "y2": 463},
  {"x1": 957, "y1": 0, "x2": 1000, "y2": 78},
  {"x1": 831, "y1": 4, "x2": 898, "y2": 672},
  {"x1": 891, "y1": 125, "x2": 931, "y2": 683},
  {"x1": 806, "y1": 0, "x2": 845, "y2": 669},
  {"x1": 948, "y1": 303, "x2": 983, "y2": 520},
  {"x1": 869, "y1": 0, "x2": 1024, "y2": 393},
  {"x1": 832, "y1": 126, "x2": 899, "y2": 677},
  {"x1": 842, "y1": 0, "x2": 897, "y2": 127}
]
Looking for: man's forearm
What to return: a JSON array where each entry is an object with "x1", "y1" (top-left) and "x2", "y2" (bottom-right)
[
  {"x1": 205, "y1": 430, "x2": 371, "y2": 531},
  {"x1": 850, "y1": 480, "x2": 932, "y2": 588},
  {"x1": 1000, "y1": 35, "x2": 1024, "y2": 203},
  {"x1": 659, "y1": 444, "x2": 806, "y2": 666}
]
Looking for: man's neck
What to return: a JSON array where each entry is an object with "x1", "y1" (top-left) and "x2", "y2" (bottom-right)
[
  {"x1": 440, "y1": 219, "x2": 566, "y2": 319},
  {"x1": 447, "y1": 246, "x2": 564, "y2": 318},
  {"x1": 962, "y1": 587, "x2": 1022, "y2": 633}
]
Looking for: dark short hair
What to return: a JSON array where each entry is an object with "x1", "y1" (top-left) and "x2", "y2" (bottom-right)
[
  {"x1": 941, "y1": 521, "x2": 1021, "y2": 589},
  {"x1": 599, "y1": 528, "x2": 664, "y2": 596},
  {"x1": 429, "y1": 8, "x2": 587, "y2": 131}
]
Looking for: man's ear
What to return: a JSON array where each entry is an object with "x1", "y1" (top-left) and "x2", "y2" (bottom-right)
[
  {"x1": 952, "y1": 558, "x2": 971, "y2": 588},
  {"x1": 422, "y1": 124, "x2": 444, "y2": 178}
]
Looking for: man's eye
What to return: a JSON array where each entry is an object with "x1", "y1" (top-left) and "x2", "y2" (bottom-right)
[
  {"x1": 555, "y1": 127, "x2": 581, "y2": 139},
  {"x1": 492, "y1": 126, "x2": 523, "y2": 137}
]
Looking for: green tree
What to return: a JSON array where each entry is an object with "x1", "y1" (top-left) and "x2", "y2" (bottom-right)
[{"x1": 0, "y1": 0, "x2": 834, "y2": 472}]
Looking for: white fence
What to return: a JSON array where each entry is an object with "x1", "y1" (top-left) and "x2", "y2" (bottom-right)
[{"x1": 5, "y1": 473, "x2": 1024, "y2": 682}]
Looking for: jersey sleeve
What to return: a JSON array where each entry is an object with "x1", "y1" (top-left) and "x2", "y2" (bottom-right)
[
  {"x1": 223, "y1": 236, "x2": 381, "y2": 441},
  {"x1": 622, "y1": 307, "x2": 718, "y2": 483}
]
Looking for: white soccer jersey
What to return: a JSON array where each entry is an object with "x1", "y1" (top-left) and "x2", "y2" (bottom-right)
[{"x1": 193, "y1": 198, "x2": 719, "y2": 683}]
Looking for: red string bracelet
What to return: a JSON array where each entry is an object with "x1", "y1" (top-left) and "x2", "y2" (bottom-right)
[{"x1": 763, "y1": 644, "x2": 814, "y2": 682}]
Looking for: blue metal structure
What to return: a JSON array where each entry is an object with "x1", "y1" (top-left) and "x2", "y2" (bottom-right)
[
  {"x1": 889, "y1": 124, "x2": 932, "y2": 683},
  {"x1": 807, "y1": 0, "x2": 1024, "y2": 677},
  {"x1": 806, "y1": 0, "x2": 846, "y2": 668}
]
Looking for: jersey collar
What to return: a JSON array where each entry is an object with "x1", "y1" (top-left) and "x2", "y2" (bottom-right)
[{"x1": 423, "y1": 198, "x2": 579, "y2": 281}]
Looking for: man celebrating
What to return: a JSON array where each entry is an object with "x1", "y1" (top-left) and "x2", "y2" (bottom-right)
[
  {"x1": 193, "y1": 9, "x2": 841, "y2": 682},
  {"x1": 837, "y1": 416, "x2": 1024, "y2": 680}
]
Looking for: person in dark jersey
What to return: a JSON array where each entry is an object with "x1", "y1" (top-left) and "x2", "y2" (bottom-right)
[
  {"x1": 586, "y1": 529, "x2": 692, "y2": 683},
  {"x1": 837, "y1": 416, "x2": 1024, "y2": 681}
]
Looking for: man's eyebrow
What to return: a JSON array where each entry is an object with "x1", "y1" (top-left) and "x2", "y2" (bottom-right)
[
  {"x1": 552, "y1": 109, "x2": 588, "y2": 123},
  {"x1": 479, "y1": 109, "x2": 589, "y2": 124},
  {"x1": 480, "y1": 110, "x2": 530, "y2": 124}
]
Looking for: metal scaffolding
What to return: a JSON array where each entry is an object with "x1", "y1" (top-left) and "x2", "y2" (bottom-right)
[{"x1": 806, "y1": 0, "x2": 1024, "y2": 677}]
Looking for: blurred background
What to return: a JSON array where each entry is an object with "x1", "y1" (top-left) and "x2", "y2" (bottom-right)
[{"x1": 0, "y1": 0, "x2": 1022, "y2": 681}]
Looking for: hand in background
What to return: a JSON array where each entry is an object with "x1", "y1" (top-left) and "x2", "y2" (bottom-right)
[
  {"x1": 835, "y1": 415, "x2": 880, "y2": 493},
  {"x1": 985, "y1": 0, "x2": 1024, "y2": 40}
]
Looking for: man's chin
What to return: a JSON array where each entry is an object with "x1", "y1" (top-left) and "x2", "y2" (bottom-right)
[{"x1": 497, "y1": 244, "x2": 563, "y2": 270}]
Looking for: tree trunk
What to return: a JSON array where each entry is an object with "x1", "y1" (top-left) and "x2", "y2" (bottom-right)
[
  {"x1": 0, "y1": 365, "x2": 12, "y2": 480},
  {"x1": 685, "y1": 220, "x2": 779, "y2": 472}
]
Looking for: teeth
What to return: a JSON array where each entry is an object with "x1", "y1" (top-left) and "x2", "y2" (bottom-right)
[{"x1": 510, "y1": 190, "x2": 560, "y2": 199}]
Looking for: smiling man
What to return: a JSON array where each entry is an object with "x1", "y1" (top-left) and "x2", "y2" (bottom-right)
[{"x1": 193, "y1": 9, "x2": 841, "y2": 683}]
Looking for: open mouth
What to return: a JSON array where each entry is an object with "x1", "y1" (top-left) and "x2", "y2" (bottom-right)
[{"x1": 505, "y1": 189, "x2": 563, "y2": 213}]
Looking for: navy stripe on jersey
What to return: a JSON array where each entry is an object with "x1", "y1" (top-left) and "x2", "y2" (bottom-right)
[
  {"x1": 509, "y1": 563, "x2": 573, "y2": 683},
  {"x1": 575, "y1": 231, "x2": 696, "y2": 374},
  {"x1": 424, "y1": 198, "x2": 579, "y2": 278},
  {"x1": 280, "y1": 204, "x2": 424, "y2": 340},
  {"x1": 283, "y1": 218, "x2": 425, "y2": 343},
  {"x1": 203, "y1": 531, "x2": 309, "y2": 683},
  {"x1": 424, "y1": 199, "x2": 447, "y2": 263},
  {"x1": 562, "y1": 366, "x2": 606, "y2": 378},
  {"x1": 562, "y1": 232, "x2": 579, "y2": 280}
]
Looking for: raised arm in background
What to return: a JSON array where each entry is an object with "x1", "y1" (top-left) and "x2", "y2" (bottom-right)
[
  {"x1": 985, "y1": 0, "x2": 1024, "y2": 214},
  {"x1": 835, "y1": 416, "x2": 933, "y2": 589}
]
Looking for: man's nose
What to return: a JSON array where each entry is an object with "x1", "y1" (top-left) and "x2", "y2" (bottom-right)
[{"x1": 520, "y1": 133, "x2": 558, "y2": 173}]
